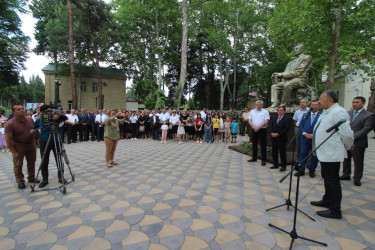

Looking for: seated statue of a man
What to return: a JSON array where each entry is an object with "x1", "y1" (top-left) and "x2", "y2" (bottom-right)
[{"x1": 269, "y1": 44, "x2": 312, "y2": 108}]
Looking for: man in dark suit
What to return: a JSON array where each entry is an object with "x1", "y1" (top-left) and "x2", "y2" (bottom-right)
[
  {"x1": 89, "y1": 109, "x2": 97, "y2": 141},
  {"x1": 341, "y1": 96, "x2": 374, "y2": 186},
  {"x1": 296, "y1": 100, "x2": 321, "y2": 178},
  {"x1": 270, "y1": 106, "x2": 292, "y2": 172},
  {"x1": 149, "y1": 110, "x2": 160, "y2": 140},
  {"x1": 78, "y1": 108, "x2": 90, "y2": 141}
]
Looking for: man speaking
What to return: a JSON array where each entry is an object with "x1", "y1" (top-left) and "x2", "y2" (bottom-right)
[{"x1": 311, "y1": 90, "x2": 353, "y2": 219}]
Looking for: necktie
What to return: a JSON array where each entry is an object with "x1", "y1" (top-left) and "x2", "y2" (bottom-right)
[
  {"x1": 311, "y1": 113, "x2": 315, "y2": 125},
  {"x1": 100, "y1": 115, "x2": 102, "y2": 123},
  {"x1": 277, "y1": 116, "x2": 281, "y2": 124},
  {"x1": 352, "y1": 111, "x2": 358, "y2": 122}
]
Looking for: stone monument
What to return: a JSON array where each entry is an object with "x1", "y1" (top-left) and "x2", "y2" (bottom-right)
[{"x1": 269, "y1": 44, "x2": 315, "y2": 111}]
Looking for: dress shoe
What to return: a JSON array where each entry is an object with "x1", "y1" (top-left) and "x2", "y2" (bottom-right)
[
  {"x1": 39, "y1": 181, "x2": 49, "y2": 188},
  {"x1": 354, "y1": 180, "x2": 361, "y2": 186},
  {"x1": 29, "y1": 178, "x2": 40, "y2": 183},
  {"x1": 279, "y1": 167, "x2": 286, "y2": 172},
  {"x1": 67, "y1": 142, "x2": 71, "y2": 144},
  {"x1": 339, "y1": 175, "x2": 350, "y2": 181},
  {"x1": 309, "y1": 172, "x2": 316, "y2": 178},
  {"x1": 261, "y1": 161, "x2": 266, "y2": 166},
  {"x1": 316, "y1": 209, "x2": 342, "y2": 219},
  {"x1": 294, "y1": 171, "x2": 305, "y2": 177},
  {"x1": 18, "y1": 183, "x2": 26, "y2": 189},
  {"x1": 58, "y1": 178, "x2": 68, "y2": 184},
  {"x1": 270, "y1": 165, "x2": 279, "y2": 169},
  {"x1": 310, "y1": 200, "x2": 329, "y2": 208},
  {"x1": 247, "y1": 158, "x2": 257, "y2": 162}
]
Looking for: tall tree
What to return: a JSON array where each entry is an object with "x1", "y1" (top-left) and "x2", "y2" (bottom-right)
[{"x1": 0, "y1": 0, "x2": 29, "y2": 89}]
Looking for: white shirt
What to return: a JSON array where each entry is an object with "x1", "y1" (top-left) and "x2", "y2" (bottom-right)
[
  {"x1": 66, "y1": 114, "x2": 79, "y2": 124},
  {"x1": 170, "y1": 115, "x2": 179, "y2": 125},
  {"x1": 95, "y1": 113, "x2": 107, "y2": 123},
  {"x1": 248, "y1": 108, "x2": 270, "y2": 128},
  {"x1": 200, "y1": 111, "x2": 206, "y2": 121},
  {"x1": 161, "y1": 124, "x2": 168, "y2": 131},
  {"x1": 293, "y1": 108, "x2": 308, "y2": 127},
  {"x1": 129, "y1": 115, "x2": 138, "y2": 123},
  {"x1": 313, "y1": 103, "x2": 353, "y2": 162},
  {"x1": 0, "y1": 127, "x2": 4, "y2": 135},
  {"x1": 32, "y1": 113, "x2": 40, "y2": 122},
  {"x1": 159, "y1": 112, "x2": 169, "y2": 122}
]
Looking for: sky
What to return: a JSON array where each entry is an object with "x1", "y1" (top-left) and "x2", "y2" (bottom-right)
[{"x1": 20, "y1": 9, "x2": 50, "y2": 83}]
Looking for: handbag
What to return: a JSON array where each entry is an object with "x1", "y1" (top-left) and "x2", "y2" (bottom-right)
[{"x1": 139, "y1": 125, "x2": 145, "y2": 132}]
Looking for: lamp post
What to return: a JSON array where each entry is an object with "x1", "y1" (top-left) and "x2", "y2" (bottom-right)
[{"x1": 54, "y1": 75, "x2": 61, "y2": 106}]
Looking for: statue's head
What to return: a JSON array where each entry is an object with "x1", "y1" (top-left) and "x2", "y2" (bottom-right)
[{"x1": 294, "y1": 44, "x2": 304, "y2": 56}]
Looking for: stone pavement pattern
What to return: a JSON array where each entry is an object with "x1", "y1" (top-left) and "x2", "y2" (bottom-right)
[{"x1": 0, "y1": 135, "x2": 374, "y2": 250}]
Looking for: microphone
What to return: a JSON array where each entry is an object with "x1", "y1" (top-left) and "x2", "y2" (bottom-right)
[
  {"x1": 326, "y1": 119, "x2": 346, "y2": 133},
  {"x1": 302, "y1": 108, "x2": 313, "y2": 123}
]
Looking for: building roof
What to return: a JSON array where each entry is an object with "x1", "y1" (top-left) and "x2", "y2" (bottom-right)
[{"x1": 42, "y1": 63, "x2": 125, "y2": 78}]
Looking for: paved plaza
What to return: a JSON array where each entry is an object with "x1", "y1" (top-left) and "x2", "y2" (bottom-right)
[{"x1": 0, "y1": 134, "x2": 374, "y2": 250}]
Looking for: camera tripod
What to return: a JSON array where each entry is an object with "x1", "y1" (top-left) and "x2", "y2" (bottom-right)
[{"x1": 31, "y1": 128, "x2": 75, "y2": 194}]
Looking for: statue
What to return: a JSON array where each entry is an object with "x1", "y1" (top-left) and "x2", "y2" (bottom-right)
[{"x1": 269, "y1": 44, "x2": 312, "y2": 109}]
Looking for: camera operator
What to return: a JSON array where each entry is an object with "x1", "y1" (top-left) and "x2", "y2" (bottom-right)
[{"x1": 34, "y1": 105, "x2": 67, "y2": 188}]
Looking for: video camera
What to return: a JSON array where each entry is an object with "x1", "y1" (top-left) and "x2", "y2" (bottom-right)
[{"x1": 40, "y1": 105, "x2": 67, "y2": 130}]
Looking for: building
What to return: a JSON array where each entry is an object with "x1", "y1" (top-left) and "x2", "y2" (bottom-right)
[
  {"x1": 325, "y1": 62, "x2": 373, "y2": 110},
  {"x1": 42, "y1": 64, "x2": 126, "y2": 110}
]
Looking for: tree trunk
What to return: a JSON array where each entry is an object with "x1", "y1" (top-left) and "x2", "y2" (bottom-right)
[
  {"x1": 367, "y1": 78, "x2": 375, "y2": 112},
  {"x1": 232, "y1": 8, "x2": 239, "y2": 109},
  {"x1": 87, "y1": 2, "x2": 104, "y2": 109},
  {"x1": 326, "y1": 7, "x2": 342, "y2": 90},
  {"x1": 67, "y1": 0, "x2": 78, "y2": 109},
  {"x1": 174, "y1": 0, "x2": 188, "y2": 110}
]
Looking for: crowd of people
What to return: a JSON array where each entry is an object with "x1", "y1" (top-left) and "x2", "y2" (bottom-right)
[
  {"x1": 47, "y1": 107, "x2": 245, "y2": 145},
  {"x1": 2, "y1": 91, "x2": 375, "y2": 221}
]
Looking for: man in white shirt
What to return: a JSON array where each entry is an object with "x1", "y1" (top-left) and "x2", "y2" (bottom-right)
[
  {"x1": 200, "y1": 108, "x2": 207, "y2": 121},
  {"x1": 32, "y1": 109, "x2": 40, "y2": 122},
  {"x1": 311, "y1": 90, "x2": 353, "y2": 219},
  {"x1": 66, "y1": 109, "x2": 79, "y2": 144},
  {"x1": 95, "y1": 110, "x2": 107, "y2": 141},
  {"x1": 248, "y1": 100, "x2": 270, "y2": 166}
]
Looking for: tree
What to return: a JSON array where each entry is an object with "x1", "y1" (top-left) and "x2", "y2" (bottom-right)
[
  {"x1": 269, "y1": 0, "x2": 375, "y2": 90},
  {"x1": 0, "y1": 0, "x2": 29, "y2": 89}
]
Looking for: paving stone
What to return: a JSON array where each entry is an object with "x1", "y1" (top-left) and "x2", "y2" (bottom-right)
[{"x1": 0, "y1": 135, "x2": 374, "y2": 249}]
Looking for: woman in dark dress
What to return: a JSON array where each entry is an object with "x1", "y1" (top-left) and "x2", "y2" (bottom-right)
[
  {"x1": 138, "y1": 110, "x2": 148, "y2": 139},
  {"x1": 180, "y1": 109, "x2": 190, "y2": 141}
]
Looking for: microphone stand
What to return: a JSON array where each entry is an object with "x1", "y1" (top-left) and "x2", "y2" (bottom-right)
[
  {"x1": 268, "y1": 125, "x2": 340, "y2": 249},
  {"x1": 267, "y1": 116, "x2": 314, "y2": 221}
]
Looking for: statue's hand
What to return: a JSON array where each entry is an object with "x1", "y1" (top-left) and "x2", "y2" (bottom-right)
[{"x1": 271, "y1": 73, "x2": 278, "y2": 78}]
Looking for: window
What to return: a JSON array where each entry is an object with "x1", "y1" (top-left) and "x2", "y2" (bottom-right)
[
  {"x1": 81, "y1": 82, "x2": 86, "y2": 92},
  {"x1": 92, "y1": 82, "x2": 98, "y2": 92},
  {"x1": 68, "y1": 101, "x2": 72, "y2": 110}
]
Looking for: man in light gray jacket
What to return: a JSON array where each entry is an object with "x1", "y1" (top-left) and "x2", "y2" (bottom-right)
[{"x1": 311, "y1": 90, "x2": 354, "y2": 219}]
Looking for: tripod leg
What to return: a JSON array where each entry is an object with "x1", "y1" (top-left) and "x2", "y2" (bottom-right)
[
  {"x1": 32, "y1": 132, "x2": 53, "y2": 191},
  {"x1": 266, "y1": 203, "x2": 287, "y2": 211},
  {"x1": 58, "y1": 133, "x2": 75, "y2": 181},
  {"x1": 297, "y1": 235, "x2": 328, "y2": 246},
  {"x1": 53, "y1": 133, "x2": 66, "y2": 194}
]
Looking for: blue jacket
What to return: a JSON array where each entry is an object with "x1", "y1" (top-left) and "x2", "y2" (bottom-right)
[
  {"x1": 89, "y1": 113, "x2": 97, "y2": 125},
  {"x1": 300, "y1": 111, "x2": 321, "y2": 144}
]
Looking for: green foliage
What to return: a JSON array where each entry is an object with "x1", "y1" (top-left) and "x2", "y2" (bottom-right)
[
  {"x1": 0, "y1": 74, "x2": 45, "y2": 106},
  {"x1": 0, "y1": 0, "x2": 30, "y2": 88},
  {"x1": 241, "y1": 141, "x2": 272, "y2": 157},
  {"x1": 268, "y1": 0, "x2": 375, "y2": 90}
]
